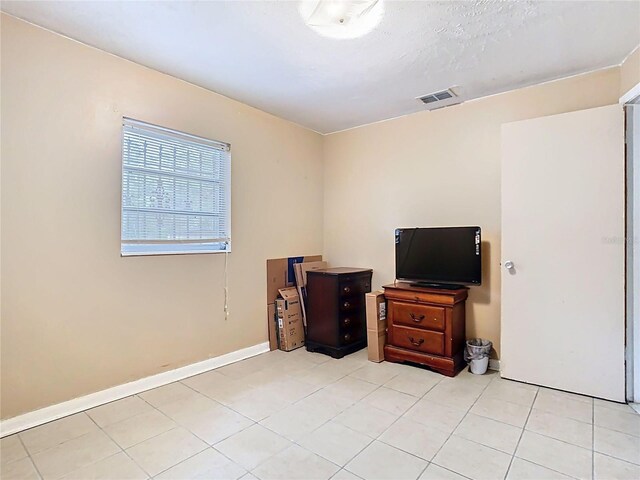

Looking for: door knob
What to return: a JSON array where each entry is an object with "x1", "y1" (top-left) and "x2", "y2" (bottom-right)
[{"x1": 504, "y1": 260, "x2": 514, "y2": 270}]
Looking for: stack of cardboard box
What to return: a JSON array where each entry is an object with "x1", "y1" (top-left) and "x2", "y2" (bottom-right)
[
  {"x1": 266, "y1": 255, "x2": 322, "y2": 352},
  {"x1": 366, "y1": 290, "x2": 387, "y2": 362},
  {"x1": 275, "y1": 287, "x2": 305, "y2": 351}
]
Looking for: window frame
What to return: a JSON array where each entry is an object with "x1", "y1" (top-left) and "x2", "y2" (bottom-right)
[{"x1": 120, "y1": 118, "x2": 231, "y2": 257}]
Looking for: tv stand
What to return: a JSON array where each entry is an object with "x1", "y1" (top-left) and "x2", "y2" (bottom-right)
[
  {"x1": 409, "y1": 282, "x2": 464, "y2": 290},
  {"x1": 383, "y1": 282, "x2": 468, "y2": 377}
]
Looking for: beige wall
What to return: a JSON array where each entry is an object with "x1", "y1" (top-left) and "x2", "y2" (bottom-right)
[
  {"x1": 0, "y1": 15, "x2": 324, "y2": 419},
  {"x1": 621, "y1": 46, "x2": 640, "y2": 96},
  {"x1": 323, "y1": 67, "x2": 622, "y2": 357},
  {"x1": 0, "y1": 12, "x2": 631, "y2": 420}
]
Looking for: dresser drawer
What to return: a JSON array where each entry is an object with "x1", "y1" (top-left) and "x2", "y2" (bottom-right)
[
  {"x1": 339, "y1": 296, "x2": 363, "y2": 313},
  {"x1": 339, "y1": 314, "x2": 361, "y2": 331},
  {"x1": 390, "y1": 301, "x2": 445, "y2": 331},
  {"x1": 339, "y1": 326, "x2": 364, "y2": 346},
  {"x1": 390, "y1": 324, "x2": 445, "y2": 356},
  {"x1": 339, "y1": 279, "x2": 371, "y2": 297}
]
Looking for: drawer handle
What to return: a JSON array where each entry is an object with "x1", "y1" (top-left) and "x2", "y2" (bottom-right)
[
  {"x1": 410, "y1": 313, "x2": 425, "y2": 323},
  {"x1": 343, "y1": 286, "x2": 351, "y2": 294},
  {"x1": 408, "y1": 336, "x2": 424, "y2": 347},
  {"x1": 343, "y1": 301, "x2": 351, "y2": 309},
  {"x1": 344, "y1": 333, "x2": 351, "y2": 342},
  {"x1": 343, "y1": 317, "x2": 351, "y2": 326}
]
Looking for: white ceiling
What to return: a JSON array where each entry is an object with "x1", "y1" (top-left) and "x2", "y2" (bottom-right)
[{"x1": 2, "y1": 1, "x2": 639, "y2": 134}]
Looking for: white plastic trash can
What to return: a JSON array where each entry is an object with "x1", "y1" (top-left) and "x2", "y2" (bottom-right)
[
  {"x1": 465, "y1": 339, "x2": 492, "y2": 375},
  {"x1": 469, "y1": 356, "x2": 489, "y2": 375}
]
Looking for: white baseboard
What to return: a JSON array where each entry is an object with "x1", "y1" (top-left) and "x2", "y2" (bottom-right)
[
  {"x1": 489, "y1": 359, "x2": 501, "y2": 371},
  {"x1": 0, "y1": 341, "x2": 270, "y2": 438}
]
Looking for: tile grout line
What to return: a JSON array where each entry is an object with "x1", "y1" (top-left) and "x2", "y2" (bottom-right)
[
  {"x1": 592, "y1": 397, "x2": 595, "y2": 480},
  {"x1": 245, "y1": 364, "x2": 368, "y2": 476},
  {"x1": 214, "y1": 358, "x2": 373, "y2": 477},
  {"x1": 368, "y1": 377, "x2": 444, "y2": 470},
  {"x1": 427, "y1": 371, "x2": 500, "y2": 478},
  {"x1": 18, "y1": 415, "x2": 128, "y2": 480},
  {"x1": 91, "y1": 392, "x2": 241, "y2": 479},
  {"x1": 154, "y1": 385, "x2": 262, "y2": 476},
  {"x1": 16, "y1": 431, "x2": 45, "y2": 480},
  {"x1": 9, "y1": 351, "x2": 637, "y2": 480},
  {"x1": 257, "y1": 363, "x2": 387, "y2": 474},
  {"x1": 83, "y1": 406, "x2": 154, "y2": 479},
  {"x1": 339, "y1": 371, "x2": 432, "y2": 478},
  {"x1": 378, "y1": 369, "x2": 479, "y2": 479},
  {"x1": 503, "y1": 387, "x2": 538, "y2": 480}
]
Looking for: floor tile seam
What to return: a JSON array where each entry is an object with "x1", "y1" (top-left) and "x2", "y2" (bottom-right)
[
  {"x1": 591, "y1": 422, "x2": 640, "y2": 438},
  {"x1": 519, "y1": 428, "x2": 614, "y2": 454},
  {"x1": 427, "y1": 462, "x2": 475, "y2": 480},
  {"x1": 528, "y1": 406, "x2": 596, "y2": 427},
  {"x1": 258, "y1": 408, "x2": 336, "y2": 444},
  {"x1": 15, "y1": 433, "x2": 45, "y2": 480},
  {"x1": 120, "y1": 394, "x2": 238, "y2": 451},
  {"x1": 421, "y1": 370, "x2": 496, "y2": 474},
  {"x1": 24, "y1": 425, "x2": 121, "y2": 461},
  {"x1": 374, "y1": 434, "x2": 441, "y2": 463},
  {"x1": 329, "y1": 468, "x2": 364, "y2": 480},
  {"x1": 18, "y1": 412, "x2": 101, "y2": 456},
  {"x1": 480, "y1": 391, "x2": 537, "y2": 409},
  {"x1": 479, "y1": 390, "x2": 546, "y2": 411},
  {"x1": 509, "y1": 453, "x2": 587, "y2": 480},
  {"x1": 173, "y1": 381, "x2": 259, "y2": 426},
  {"x1": 50, "y1": 411, "x2": 134, "y2": 480},
  {"x1": 591, "y1": 398, "x2": 595, "y2": 480},
  {"x1": 147, "y1": 441, "x2": 210, "y2": 479},
  {"x1": 283, "y1": 386, "x2": 382, "y2": 469},
  {"x1": 216, "y1": 435, "x2": 292, "y2": 474},
  {"x1": 96, "y1": 401, "x2": 178, "y2": 440},
  {"x1": 504, "y1": 388, "x2": 538, "y2": 480},
  {"x1": 273, "y1": 438, "x2": 348, "y2": 472},
  {"x1": 300, "y1": 431, "x2": 375, "y2": 470},
  {"x1": 591, "y1": 450, "x2": 640, "y2": 467},
  {"x1": 194, "y1": 415, "x2": 257, "y2": 447}
]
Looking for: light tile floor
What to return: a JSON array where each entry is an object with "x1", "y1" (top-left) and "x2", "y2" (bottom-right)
[{"x1": 2, "y1": 348, "x2": 639, "y2": 480}]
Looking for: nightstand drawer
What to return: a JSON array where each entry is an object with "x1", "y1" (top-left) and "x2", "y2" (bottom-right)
[
  {"x1": 390, "y1": 301, "x2": 445, "y2": 331},
  {"x1": 390, "y1": 324, "x2": 444, "y2": 356}
]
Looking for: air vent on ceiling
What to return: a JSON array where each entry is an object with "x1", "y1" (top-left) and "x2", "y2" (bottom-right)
[{"x1": 417, "y1": 88, "x2": 457, "y2": 105}]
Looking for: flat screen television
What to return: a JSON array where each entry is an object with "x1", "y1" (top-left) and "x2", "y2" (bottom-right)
[{"x1": 395, "y1": 226, "x2": 481, "y2": 288}]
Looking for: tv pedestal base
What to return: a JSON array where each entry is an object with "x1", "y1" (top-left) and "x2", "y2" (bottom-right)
[{"x1": 382, "y1": 282, "x2": 468, "y2": 377}]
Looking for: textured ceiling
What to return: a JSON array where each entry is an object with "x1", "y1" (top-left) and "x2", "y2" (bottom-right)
[{"x1": 2, "y1": 1, "x2": 639, "y2": 134}]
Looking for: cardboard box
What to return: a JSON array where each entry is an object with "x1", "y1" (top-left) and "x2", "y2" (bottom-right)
[
  {"x1": 366, "y1": 290, "x2": 387, "y2": 333},
  {"x1": 294, "y1": 261, "x2": 328, "y2": 326},
  {"x1": 266, "y1": 255, "x2": 322, "y2": 350},
  {"x1": 276, "y1": 287, "x2": 305, "y2": 351},
  {"x1": 267, "y1": 303, "x2": 277, "y2": 350},
  {"x1": 367, "y1": 329, "x2": 385, "y2": 362},
  {"x1": 366, "y1": 291, "x2": 386, "y2": 362}
]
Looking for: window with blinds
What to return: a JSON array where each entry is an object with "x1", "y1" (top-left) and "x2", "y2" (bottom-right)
[{"x1": 121, "y1": 118, "x2": 231, "y2": 256}]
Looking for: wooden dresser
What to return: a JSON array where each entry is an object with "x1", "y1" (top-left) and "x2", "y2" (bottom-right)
[
  {"x1": 383, "y1": 283, "x2": 468, "y2": 376},
  {"x1": 306, "y1": 268, "x2": 373, "y2": 358}
]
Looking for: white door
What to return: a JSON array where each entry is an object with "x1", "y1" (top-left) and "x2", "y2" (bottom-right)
[{"x1": 501, "y1": 104, "x2": 625, "y2": 401}]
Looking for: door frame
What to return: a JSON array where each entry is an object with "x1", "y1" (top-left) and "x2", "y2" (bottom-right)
[{"x1": 621, "y1": 82, "x2": 640, "y2": 403}]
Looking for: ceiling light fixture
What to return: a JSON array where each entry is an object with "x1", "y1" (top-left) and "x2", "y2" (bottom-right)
[{"x1": 299, "y1": 0, "x2": 384, "y2": 39}]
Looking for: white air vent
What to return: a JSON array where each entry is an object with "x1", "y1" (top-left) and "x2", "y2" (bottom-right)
[
  {"x1": 416, "y1": 88, "x2": 460, "y2": 109},
  {"x1": 418, "y1": 88, "x2": 457, "y2": 105}
]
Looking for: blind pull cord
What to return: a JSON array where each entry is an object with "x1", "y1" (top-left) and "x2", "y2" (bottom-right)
[{"x1": 224, "y1": 249, "x2": 229, "y2": 320}]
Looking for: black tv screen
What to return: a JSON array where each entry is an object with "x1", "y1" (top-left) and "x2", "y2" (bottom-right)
[{"x1": 395, "y1": 227, "x2": 481, "y2": 286}]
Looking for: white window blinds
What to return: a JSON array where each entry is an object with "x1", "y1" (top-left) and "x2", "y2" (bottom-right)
[{"x1": 121, "y1": 118, "x2": 231, "y2": 256}]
